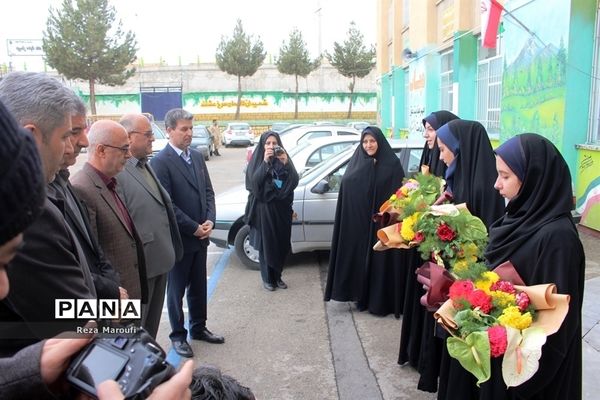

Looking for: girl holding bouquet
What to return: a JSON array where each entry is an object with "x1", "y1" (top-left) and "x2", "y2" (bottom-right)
[
  {"x1": 477, "y1": 134, "x2": 584, "y2": 399},
  {"x1": 325, "y1": 126, "x2": 406, "y2": 316},
  {"x1": 418, "y1": 120, "x2": 505, "y2": 394},
  {"x1": 397, "y1": 110, "x2": 459, "y2": 387}
]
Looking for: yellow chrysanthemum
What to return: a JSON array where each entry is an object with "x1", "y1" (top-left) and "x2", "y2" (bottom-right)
[
  {"x1": 400, "y1": 186, "x2": 409, "y2": 196},
  {"x1": 498, "y1": 306, "x2": 533, "y2": 330},
  {"x1": 389, "y1": 194, "x2": 397, "y2": 201},
  {"x1": 452, "y1": 259, "x2": 470, "y2": 275},
  {"x1": 474, "y1": 271, "x2": 500, "y2": 293},
  {"x1": 491, "y1": 290, "x2": 516, "y2": 309},
  {"x1": 400, "y1": 212, "x2": 420, "y2": 241},
  {"x1": 463, "y1": 242, "x2": 481, "y2": 259}
]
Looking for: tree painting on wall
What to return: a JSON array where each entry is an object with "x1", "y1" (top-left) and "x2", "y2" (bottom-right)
[{"x1": 500, "y1": 0, "x2": 569, "y2": 147}]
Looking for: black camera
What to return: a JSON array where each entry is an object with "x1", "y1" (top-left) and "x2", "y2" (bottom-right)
[
  {"x1": 67, "y1": 327, "x2": 175, "y2": 399},
  {"x1": 273, "y1": 145, "x2": 285, "y2": 156}
]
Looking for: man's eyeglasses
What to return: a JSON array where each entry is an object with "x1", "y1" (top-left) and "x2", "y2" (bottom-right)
[
  {"x1": 101, "y1": 143, "x2": 130, "y2": 154},
  {"x1": 130, "y1": 130, "x2": 155, "y2": 138}
]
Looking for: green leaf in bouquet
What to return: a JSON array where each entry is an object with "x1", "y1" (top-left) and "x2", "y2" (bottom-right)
[
  {"x1": 454, "y1": 309, "x2": 496, "y2": 337},
  {"x1": 502, "y1": 326, "x2": 546, "y2": 388},
  {"x1": 447, "y1": 332, "x2": 491, "y2": 385}
]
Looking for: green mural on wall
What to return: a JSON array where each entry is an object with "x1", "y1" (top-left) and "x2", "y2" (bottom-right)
[{"x1": 500, "y1": 0, "x2": 569, "y2": 147}]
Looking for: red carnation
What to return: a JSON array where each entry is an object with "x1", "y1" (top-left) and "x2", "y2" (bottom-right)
[
  {"x1": 396, "y1": 188, "x2": 405, "y2": 198},
  {"x1": 516, "y1": 292, "x2": 530, "y2": 311},
  {"x1": 449, "y1": 280, "x2": 474, "y2": 309},
  {"x1": 414, "y1": 231, "x2": 425, "y2": 243},
  {"x1": 488, "y1": 325, "x2": 508, "y2": 357},
  {"x1": 467, "y1": 290, "x2": 493, "y2": 314},
  {"x1": 437, "y1": 223, "x2": 456, "y2": 242},
  {"x1": 490, "y1": 280, "x2": 516, "y2": 294}
]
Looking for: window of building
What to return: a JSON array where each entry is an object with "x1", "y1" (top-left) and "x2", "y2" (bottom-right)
[
  {"x1": 476, "y1": 37, "x2": 503, "y2": 136},
  {"x1": 440, "y1": 51, "x2": 454, "y2": 112},
  {"x1": 588, "y1": 5, "x2": 600, "y2": 143}
]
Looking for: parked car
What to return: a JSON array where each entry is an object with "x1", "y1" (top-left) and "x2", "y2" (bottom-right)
[
  {"x1": 222, "y1": 122, "x2": 253, "y2": 147},
  {"x1": 150, "y1": 122, "x2": 169, "y2": 158},
  {"x1": 347, "y1": 121, "x2": 371, "y2": 131},
  {"x1": 211, "y1": 138, "x2": 425, "y2": 269},
  {"x1": 279, "y1": 124, "x2": 361, "y2": 151},
  {"x1": 191, "y1": 125, "x2": 211, "y2": 160},
  {"x1": 286, "y1": 135, "x2": 360, "y2": 175},
  {"x1": 271, "y1": 122, "x2": 291, "y2": 133}
]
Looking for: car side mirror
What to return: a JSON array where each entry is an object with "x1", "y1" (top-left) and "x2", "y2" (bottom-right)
[{"x1": 311, "y1": 179, "x2": 330, "y2": 194}]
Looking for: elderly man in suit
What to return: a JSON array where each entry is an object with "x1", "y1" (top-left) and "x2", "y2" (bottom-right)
[
  {"x1": 151, "y1": 108, "x2": 223, "y2": 358},
  {"x1": 0, "y1": 72, "x2": 97, "y2": 353},
  {"x1": 72, "y1": 120, "x2": 147, "y2": 304},
  {"x1": 116, "y1": 113, "x2": 183, "y2": 338},
  {"x1": 48, "y1": 97, "x2": 125, "y2": 300}
]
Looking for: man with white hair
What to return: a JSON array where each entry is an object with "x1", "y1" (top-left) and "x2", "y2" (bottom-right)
[{"x1": 72, "y1": 120, "x2": 147, "y2": 304}]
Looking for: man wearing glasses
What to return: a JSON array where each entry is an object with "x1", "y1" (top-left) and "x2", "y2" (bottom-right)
[
  {"x1": 116, "y1": 114, "x2": 183, "y2": 338},
  {"x1": 72, "y1": 120, "x2": 148, "y2": 305}
]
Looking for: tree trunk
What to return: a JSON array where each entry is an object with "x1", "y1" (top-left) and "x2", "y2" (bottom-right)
[
  {"x1": 347, "y1": 77, "x2": 356, "y2": 119},
  {"x1": 89, "y1": 78, "x2": 97, "y2": 116},
  {"x1": 235, "y1": 75, "x2": 242, "y2": 120},
  {"x1": 294, "y1": 74, "x2": 299, "y2": 119}
]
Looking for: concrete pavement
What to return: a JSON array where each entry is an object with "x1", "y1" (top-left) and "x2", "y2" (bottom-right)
[{"x1": 581, "y1": 227, "x2": 600, "y2": 400}]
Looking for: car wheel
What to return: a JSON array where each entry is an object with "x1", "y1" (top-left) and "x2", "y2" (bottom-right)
[{"x1": 234, "y1": 225, "x2": 259, "y2": 270}]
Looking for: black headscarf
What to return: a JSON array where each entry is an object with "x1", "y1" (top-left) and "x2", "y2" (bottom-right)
[
  {"x1": 419, "y1": 111, "x2": 459, "y2": 177},
  {"x1": 436, "y1": 119, "x2": 504, "y2": 229},
  {"x1": 485, "y1": 133, "x2": 574, "y2": 265}
]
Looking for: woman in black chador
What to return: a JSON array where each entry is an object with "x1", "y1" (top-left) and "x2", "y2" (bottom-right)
[
  {"x1": 410, "y1": 120, "x2": 505, "y2": 393},
  {"x1": 419, "y1": 110, "x2": 459, "y2": 177},
  {"x1": 456, "y1": 134, "x2": 584, "y2": 400},
  {"x1": 324, "y1": 126, "x2": 406, "y2": 316},
  {"x1": 397, "y1": 110, "x2": 459, "y2": 384},
  {"x1": 245, "y1": 131, "x2": 298, "y2": 292}
]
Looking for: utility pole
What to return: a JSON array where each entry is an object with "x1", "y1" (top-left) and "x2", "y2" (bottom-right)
[{"x1": 315, "y1": 0, "x2": 322, "y2": 57}]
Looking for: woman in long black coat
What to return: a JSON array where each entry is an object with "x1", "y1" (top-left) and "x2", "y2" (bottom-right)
[
  {"x1": 324, "y1": 126, "x2": 406, "y2": 316},
  {"x1": 443, "y1": 134, "x2": 585, "y2": 400},
  {"x1": 245, "y1": 131, "x2": 299, "y2": 291},
  {"x1": 412, "y1": 120, "x2": 505, "y2": 393},
  {"x1": 397, "y1": 110, "x2": 459, "y2": 386}
]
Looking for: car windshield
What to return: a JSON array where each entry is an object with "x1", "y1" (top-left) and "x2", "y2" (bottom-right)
[
  {"x1": 193, "y1": 126, "x2": 209, "y2": 137},
  {"x1": 230, "y1": 124, "x2": 249, "y2": 130},
  {"x1": 298, "y1": 144, "x2": 357, "y2": 184},
  {"x1": 151, "y1": 122, "x2": 167, "y2": 139},
  {"x1": 287, "y1": 141, "x2": 312, "y2": 157}
]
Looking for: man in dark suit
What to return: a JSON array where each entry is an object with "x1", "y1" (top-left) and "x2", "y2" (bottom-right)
[
  {"x1": 72, "y1": 120, "x2": 147, "y2": 304},
  {"x1": 0, "y1": 72, "x2": 97, "y2": 352},
  {"x1": 117, "y1": 113, "x2": 183, "y2": 338},
  {"x1": 48, "y1": 97, "x2": 125, "y2": 300},
  {"x1": 151, "y1": 108, "x2": 223, "y2": 358}
]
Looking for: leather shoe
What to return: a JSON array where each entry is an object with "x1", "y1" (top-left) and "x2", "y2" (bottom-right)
[
  {"x1": 172, "y1": 340, "x2": 194, "y2": 357},
  {"x1": 276, "y1": 279, "x2": 288, "y2": 289},
  {"x1": 192, "y1": 328, "x2": 225, "y2": 344},
  {"x1": 263, "y1": 282, "x2": 275, "y2": 291}
]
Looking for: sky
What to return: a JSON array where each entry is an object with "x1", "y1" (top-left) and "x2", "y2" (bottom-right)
[{"x1": 0, "y1": 0, "x2": 376, "y2": 71}]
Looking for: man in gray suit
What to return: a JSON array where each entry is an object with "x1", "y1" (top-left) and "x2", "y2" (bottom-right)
[
  {"x1": 117, "y1": 113, "x2": 183, "y2": 338},
  {"x1": 72, "y1": 120, "x2": 147, "y2": 304}
]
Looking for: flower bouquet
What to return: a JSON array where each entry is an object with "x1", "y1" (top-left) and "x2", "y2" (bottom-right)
[
  {"x1": 373, "y1": 170, "x2": 444, "y2": 250},
  {"x1": 433, "y1": 261, "x2": 570, "y2": 387}
]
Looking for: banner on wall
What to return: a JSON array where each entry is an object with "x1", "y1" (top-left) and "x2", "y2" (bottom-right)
[{"x1": 481, "y1": 0, "x2": 504, "y2": 48}]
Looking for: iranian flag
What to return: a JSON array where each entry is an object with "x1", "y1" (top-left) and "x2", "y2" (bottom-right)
[{"x1": 481, "y1": 0, "x2": 504, "y2": 48}]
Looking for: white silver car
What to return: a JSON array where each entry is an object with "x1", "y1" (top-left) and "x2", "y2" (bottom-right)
[
  {"x1": 286, "y1": 135, "x2": 360, "y2": 175},
  {"x1": 211, "y1": 138, "x2": 425, "y2": 269},
  {"x1": 223, "y1": 122, "x2": 253, "y2": 147},
  {"x1": 280, "y1": 124, "x2": 360, "y2": 150}
]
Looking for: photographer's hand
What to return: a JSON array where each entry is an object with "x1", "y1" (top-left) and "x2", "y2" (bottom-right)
[
  {"x1": 277, "y1": 151, "x2": 288, "y2": 165},
  {"x1": 40, "y1": 334, "x2": 94, "y2": 390},
  {"x1": 96, "y1": 360, "x2": 194, "y2": 400},
  {"x1": 263, "y1": 148, "x2": 274, "y2": 163}
]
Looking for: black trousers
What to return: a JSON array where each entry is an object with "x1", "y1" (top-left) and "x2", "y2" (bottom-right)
[{"x1": 166, "y1": 250, "x2": 207, "y2": 341}]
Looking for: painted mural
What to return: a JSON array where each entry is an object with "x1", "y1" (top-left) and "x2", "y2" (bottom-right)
[
  {"x1": 79, "y1": 91, "x2": 376, "y2": 117},
  {"x1": 500, "y1": 0, "x2": 569, "y2": 148},
  {"x1": 408, "y1": 58, "x2": 426, "y2": 140},
  {"x1": 576, "y1": 147, "x2": 600, "y2": 231}
]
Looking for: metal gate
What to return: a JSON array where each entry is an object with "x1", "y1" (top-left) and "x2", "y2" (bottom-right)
[{"x1": 140, "y1": 86, "x2": 183, "y2": 121}]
